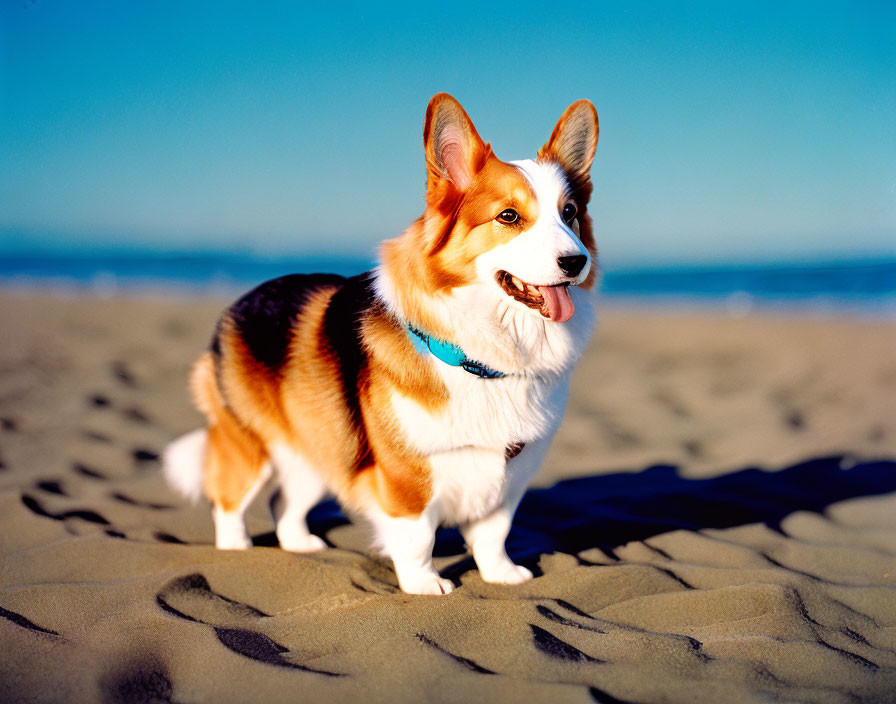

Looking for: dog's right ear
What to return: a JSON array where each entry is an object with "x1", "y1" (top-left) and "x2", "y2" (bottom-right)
[{"x1": 424, "y1": 94, "x2": 488, "y2": 193}]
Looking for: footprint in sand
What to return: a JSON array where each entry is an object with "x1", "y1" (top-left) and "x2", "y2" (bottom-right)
[
  {"x1": 20, "y1": 494, "x2": 110, "y2": 526},
  {"x1": 1, "y1": 418, "x2": 17, "y2": 469},
  {"x1": 155, "y1": 573, "x2": 342, "y2": 677},
  {"x1": 0, "y1": 604, "x2": 60, "y2": 637},
  {"x1": 131, "y1": 448, "x2": 160, "y2": 464},
  {"x1": 110, "y1": 492, "x2": 174, "y2": 510},
  {"x1": 110, "y1": 361, "x2": 138, "y2": 388},
  {"x1": 72, "y1": 462, "x2": 107, "y2": 479},
  {"x1": 35, "y1": 480, "x2": 66, "y2": 496},
  {"x1": 81, "y1": 429, "x2": 114, "y2": 444},
  {"x1": 88, "y1": 394, "x2": 111, "y2": 408},
  {"x1": 101, "y1": 661, "x2": 176, "y2": 704},
  {"x1": 785, "y1": 409, "x2": 806, "y2": 430},
  {"x1": 121, "y1": 407, "x2": 151, "y2": 424},
  {"x1": 414, "y1": 633, "x2": 496, "y2": 674},
  {"x1": 153, "y1": 532, "x2": 187, "y2": 544}
]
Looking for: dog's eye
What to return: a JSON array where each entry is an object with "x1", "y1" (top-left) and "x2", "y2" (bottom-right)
[
  {"x1": 496, "y1": 209, "x2": 520, "y2": 225},
  {"x1": 562, "y1": 203, "x2": 577, "y2": 223}
]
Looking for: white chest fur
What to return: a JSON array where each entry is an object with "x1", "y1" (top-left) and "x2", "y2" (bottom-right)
[
  {"x1": 375, "y1": 265, "x2": 595, "y2": 525},
  {"x1": 388, "y1": 295, "x2": 594, "y2": 524},
  {"x1": 389, "y1": 283, "x2": 594, "y2": 450},
  {"x1": 391, "y1": 366, "x2": 565, "y2": 453},
  {"x1": 391, "y1": 371, "x2": 573, "y2": 524}
]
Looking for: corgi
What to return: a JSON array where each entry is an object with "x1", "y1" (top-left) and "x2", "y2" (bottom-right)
[{"x1": 163, "y1": 93, "x2": 599, "y2": 595}]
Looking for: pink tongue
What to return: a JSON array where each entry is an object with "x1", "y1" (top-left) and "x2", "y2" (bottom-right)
[{"x1": 537, "y1": 284, "x2": 575, "y2": 323}]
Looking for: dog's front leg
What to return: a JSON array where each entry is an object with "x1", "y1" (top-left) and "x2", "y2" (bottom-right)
[
  {"x1": 370, "y1": 507, "x2": 454, "y2": 595},
  {"x1": 461, "y1": 431, "x2": 556, "y2": 585}
]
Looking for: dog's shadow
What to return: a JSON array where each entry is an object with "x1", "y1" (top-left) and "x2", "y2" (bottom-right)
[{"x1": 261, "y1": 455, "x2": 896, "y2": 581}]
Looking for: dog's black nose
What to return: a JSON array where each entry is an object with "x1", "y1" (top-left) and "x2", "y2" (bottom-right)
[{"x1": 557, "y1": 255, "x2": 587, "y2": 277}]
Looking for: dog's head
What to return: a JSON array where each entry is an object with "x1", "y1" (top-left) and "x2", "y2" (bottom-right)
[{"x1": 406, "y1": 93, "x2": 599, "y2": 325}]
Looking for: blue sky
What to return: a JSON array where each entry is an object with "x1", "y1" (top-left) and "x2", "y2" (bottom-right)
[{"x1": 1, "y1": 0, "x2": 894, "y2": 268}]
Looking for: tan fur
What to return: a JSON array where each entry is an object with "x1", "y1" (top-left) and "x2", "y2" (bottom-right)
[
  {"x1": 379, "y1": 155, "x2": 539, "y2": 344},
  {"x1": 192, "y1": 282, "x2": 447, "y2": 517},
  {"x1": 277, "y1": 286, "x2": 366, "y2": 495},
  {"x1": 190, "y1": 353, "x2": 269, "y2": 512}
]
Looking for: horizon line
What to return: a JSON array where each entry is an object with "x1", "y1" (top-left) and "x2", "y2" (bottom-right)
[{"x1": 1, "y1": 247, "x2": 895, "y2": 274}]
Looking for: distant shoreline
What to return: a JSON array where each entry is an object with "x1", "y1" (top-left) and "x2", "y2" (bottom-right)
[{"x1": 1, "y1": 253, "x2": 894, "y2": 318}]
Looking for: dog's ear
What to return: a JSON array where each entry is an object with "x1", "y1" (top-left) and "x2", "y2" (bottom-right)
[
  {"x1": 424, "y1": 94, "x2": 488, "y2": 192},
  {"x1": 538, "y1": 100, "x2": 599, "y2": 186}
]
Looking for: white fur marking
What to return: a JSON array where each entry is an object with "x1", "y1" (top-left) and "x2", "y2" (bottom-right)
[
  {"x1": 214, "y1": 507, "x2": 254, "y2": 550},
  {"x1": 367, "y1": 506, "x2": 454, "y2": 595},
  {"x1": 270, "y1": 444, "x2": 329, "y2": 552},
  {"x1": 479, "y1": 159, "x2": 590, "y2": 290},
  {"x1": 429, "y1": 447, "x2": 507, "y2": 525},
  {"x1": 463, "y1": 504, "x2": 533, "y2": 584},
  {"x1": 459, "y1": 428, "x2": 560, "y2": 584},
  {"x1": 212, "y1": 462, "x2": 272, "y2": 550},
  {"x1": 162, "y1": 428, "x2": 207, "y2": 504}
]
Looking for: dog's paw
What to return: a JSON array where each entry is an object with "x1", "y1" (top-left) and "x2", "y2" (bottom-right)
[
  {"x1": 399, "y1": 573, "x2": 455, "y2": 596},
  {"x1": 214, "y1": 510, "x2": 252, "y2": 550},
  {"x1": 215, "y1": 534, "x2": 252, "y2": 550},
  {"x1": 279, "y1": 533, "x2": 327, "y2": 553},
  {"x1": 481, "y1": 564, "x2": 534, "y2": 585}
]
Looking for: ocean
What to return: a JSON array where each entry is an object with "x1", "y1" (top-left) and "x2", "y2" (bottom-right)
[{"x1": 1, "y1": 252, "x2": 894, "y2": 317}]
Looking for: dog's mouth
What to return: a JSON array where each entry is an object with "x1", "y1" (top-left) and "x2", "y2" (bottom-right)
[{"x1": 496, "y1": 271, "x2": 575, "y2": 323}]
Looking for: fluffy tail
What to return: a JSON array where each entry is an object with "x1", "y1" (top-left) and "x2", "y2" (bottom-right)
[
  {"x1": 163, "y1": 352, "x2": 220, "y2": 503},
  {"x1": 162, "y1": 428, "x2": 208, "y2": 503}
]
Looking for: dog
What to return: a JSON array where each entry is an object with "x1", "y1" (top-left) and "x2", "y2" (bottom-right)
[{"x1": 163, "y1": 93, "x2": 599, "y2": 595}]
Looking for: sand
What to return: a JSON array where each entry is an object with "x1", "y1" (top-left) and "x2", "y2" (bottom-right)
[{"x1": 0, "y1": 291, "x2": 894, "y2": 703}]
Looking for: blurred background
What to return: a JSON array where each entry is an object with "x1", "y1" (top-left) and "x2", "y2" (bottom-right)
[
  {"x1": 1, "y1": 0, "x2": 894, "y2": 311},
  {"x1": 3, "y1": 6, "x2": 896, "y2": 699}
]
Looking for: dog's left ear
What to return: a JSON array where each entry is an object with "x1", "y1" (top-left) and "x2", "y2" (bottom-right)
[
  {"x1": 424, "y1": 93, "x2": 488, "y2": 192},
  {"x1": 538, "y1": 100, "x2": 599, "y2": 186}
]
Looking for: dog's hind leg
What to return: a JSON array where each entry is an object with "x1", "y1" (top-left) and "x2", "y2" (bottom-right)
[
  {"x1": 204, "y1": 418, "x2": 271, "y2": 550},
  {"x1": 186, "y1": 350, "x2": 271, "y2": 549},
  {"x1": 269, "y1": 445, "x2": 328, "y2": 552}
]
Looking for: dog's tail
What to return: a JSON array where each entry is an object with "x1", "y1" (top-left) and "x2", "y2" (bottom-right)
[
  {"x1": 162, "y1": 428, "x2": 207, "y2": 503},
  {"x1": 162, "y1": 352, "x2": 218, "y2": 503}
]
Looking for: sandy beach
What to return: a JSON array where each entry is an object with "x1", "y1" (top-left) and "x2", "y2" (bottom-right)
[{"x1": 1, "y1": 292, "x2": 894, "y2": 703}]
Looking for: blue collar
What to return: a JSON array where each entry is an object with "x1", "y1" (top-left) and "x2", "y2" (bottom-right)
[{"x1": 406, "y1": 324, "x2": 505, "y2": 379}]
